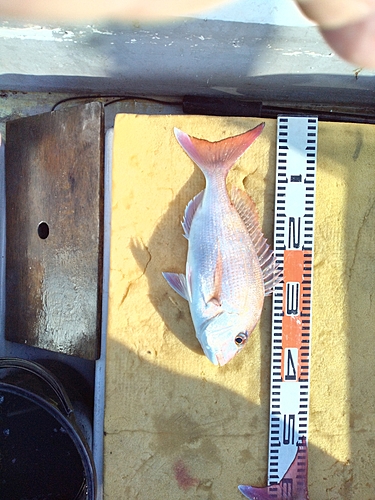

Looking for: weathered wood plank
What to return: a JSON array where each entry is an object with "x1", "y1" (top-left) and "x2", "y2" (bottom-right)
[{"x1": 5, "y1": 102, "x2": 104, "y2": 360}]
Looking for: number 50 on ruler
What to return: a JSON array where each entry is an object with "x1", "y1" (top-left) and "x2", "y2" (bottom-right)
[{"x1": 268, "y1": 116, "x2": 317, "y2": 485}]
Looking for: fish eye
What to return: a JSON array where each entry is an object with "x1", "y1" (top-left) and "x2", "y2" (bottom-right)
[{"x1": 234, "y1": 332, "x2": 248, "y2": 347}]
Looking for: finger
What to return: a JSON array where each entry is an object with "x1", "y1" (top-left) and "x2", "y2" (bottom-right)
[
  {"x1": 0, "y1": 0, "x2": 230, "y2": 21},
  {"x1": 296, "y1": 0, "x2": 375, "y2": 28},
  {"x1": 321, "y1": 12, "x2": 375, "y2": 68}
]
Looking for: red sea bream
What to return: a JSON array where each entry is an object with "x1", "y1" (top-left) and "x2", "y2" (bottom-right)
[{"x1": 163, "y1": 124, "x2": 280, "y2": 366}]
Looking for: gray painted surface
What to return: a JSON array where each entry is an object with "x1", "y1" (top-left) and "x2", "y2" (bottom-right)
[{"x1": 0, "y1": 19, "x2": 374, "y2": 105}]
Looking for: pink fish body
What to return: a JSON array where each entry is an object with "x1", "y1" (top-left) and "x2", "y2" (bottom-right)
[
  {"x1": 238, "y1": 437, "x2": 309, "y2": 499},
  {"x1": 163, "y1": 124, "x2": 280, "y2": 366}
]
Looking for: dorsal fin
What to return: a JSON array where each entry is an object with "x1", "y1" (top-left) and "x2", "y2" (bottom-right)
[
  {"x1": 182, "y1": 190, "x2": 204, "y2": 239},
  {"x1": 230, "y1": 186, "x2": 282, "y2": 295}
]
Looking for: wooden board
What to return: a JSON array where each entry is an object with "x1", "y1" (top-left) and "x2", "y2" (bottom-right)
[
  {"x1": 105, "y1": 114, "x2": 375, "y2": 499},
  {"x1": 5, "y1": 102, "x2": 104, "y2": 360}
]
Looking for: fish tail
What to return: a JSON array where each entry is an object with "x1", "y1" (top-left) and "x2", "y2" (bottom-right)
[{"x1": 174, "y1": 123, "x2": 264, "y2": 177}]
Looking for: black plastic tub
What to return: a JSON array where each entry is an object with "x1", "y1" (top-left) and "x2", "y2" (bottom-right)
[{"x1": 0, "y1": 357, "x2": 96, "y2": 500}]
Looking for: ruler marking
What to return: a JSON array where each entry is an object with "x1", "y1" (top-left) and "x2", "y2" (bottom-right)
[{"x1": 268, "y1": 116, "x2": 317, "y2": 485}]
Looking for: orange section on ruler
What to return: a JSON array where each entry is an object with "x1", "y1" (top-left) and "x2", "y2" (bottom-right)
[
  {"x1": 283, "y1": 250, "x2": 304, "y2": 282},
  {"x1": 281, "y1": 250, "x2": 305, "y2": 381}
]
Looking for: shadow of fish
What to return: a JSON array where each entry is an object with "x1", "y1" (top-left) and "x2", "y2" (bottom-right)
[{"x1": 163, "y1": 124, "x2": 281, "y2": 366}]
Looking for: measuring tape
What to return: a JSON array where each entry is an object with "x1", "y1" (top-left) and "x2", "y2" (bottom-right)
[{"x1": 267, "y1": 116, "x2": 318, "y2": 486}]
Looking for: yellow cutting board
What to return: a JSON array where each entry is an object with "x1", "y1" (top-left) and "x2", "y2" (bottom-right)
[{"x1": 105, "y1": 114, "x2": 375, "y2": 499}]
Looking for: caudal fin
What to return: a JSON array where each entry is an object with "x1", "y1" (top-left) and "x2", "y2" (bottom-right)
[{"x1": 174, "y1": 123, "x2": 264, "y2": 177}]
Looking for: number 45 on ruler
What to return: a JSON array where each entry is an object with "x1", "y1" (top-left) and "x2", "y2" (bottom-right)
[{"x1": 239, "y1": 116, "x2": 317, "y2": 500}]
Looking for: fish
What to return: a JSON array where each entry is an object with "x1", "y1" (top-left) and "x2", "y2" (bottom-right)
[
  {"x1": 238, "y1": 437, "x2": 309, "y2": 499},
  {"x1": 163, "y1": 124, "x2": 281, "y2": 366}
]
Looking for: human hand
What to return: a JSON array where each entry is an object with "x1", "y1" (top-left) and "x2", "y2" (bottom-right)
[
  {"x1": 1, "y1": 0, "x2": 374, "y2": 68},
  {"x1": 296, "y1": 0, "x2": 375, "y2": 68},
  {"x1": 0, "y1": 0, "x2": 228, "y2": 21}
]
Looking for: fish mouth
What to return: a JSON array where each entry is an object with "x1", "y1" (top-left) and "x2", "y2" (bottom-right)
[
  {"x1": 203, "y1": 347, "x2": 219, "y2": 366},
  {"x1": 199, "y1": 342, "x2": 220, "y2": 366},
  {"x1": 201, "y1": 346, "x2": 228, "y2": 367},
  {"x1": 197, "y1": 321, "x2": 240, "y2": 366},
  {"x1": 198, "y1": 330, "x2": 236, "y2": 366},
  {"x1": 216, "y1": 352, "x2": 226, "y2": 366}
]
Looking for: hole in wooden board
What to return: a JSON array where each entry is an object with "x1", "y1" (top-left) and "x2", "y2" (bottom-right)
[{"x1": 37, "y1": 221, "x2": 49, "y2": 239}]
